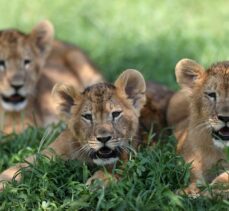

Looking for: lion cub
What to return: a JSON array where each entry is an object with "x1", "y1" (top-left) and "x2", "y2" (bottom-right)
[
  {"x1": 0, "y1": 69, "x2": 146, "y2": 190},
  {"x1": 0, "y1": 20, "x2": 102, "y2": 133},
  {"x1": 167, "y1": 59, "x2": 229, "y2": 196}
]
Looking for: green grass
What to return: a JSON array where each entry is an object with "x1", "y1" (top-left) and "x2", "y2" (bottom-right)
[
  {"x1": 1, "y1": 130, "x2": 229, "y2": 210},
  {"x1": 1, "y1": 0, "x2": 229, "y2": 210}
]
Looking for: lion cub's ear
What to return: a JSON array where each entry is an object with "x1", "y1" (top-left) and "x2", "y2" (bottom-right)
[
  {"x1": 115, "y1": 69, "x2": 146, "y2": 115},
  {"x1": 175, "y1": 58, "x2": 205, "y2": 89},
  {"x1": 30, "y1": 20, "x2": 54, "y2": 58},
  {"x1": 52, "y1": 84, "x2": 81, "y2": 120}
]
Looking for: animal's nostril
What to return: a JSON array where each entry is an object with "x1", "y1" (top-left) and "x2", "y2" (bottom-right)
[
  {"x1": 11, "y1": 84, "x2": 23, "y2": 91},
  {"x1": 97, "y1": 136, "x2": 112, "y2": 144},
  {"x1": 218, "y1": 115, "x2": 229, "y2": 123}
]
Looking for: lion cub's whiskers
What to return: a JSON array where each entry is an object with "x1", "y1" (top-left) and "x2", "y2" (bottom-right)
[
  {"x1": 190, "y1": 121, "x2": 211, "y2": 133},
  {"x1": 114, "y1": 138, "x2": 137, "y2": 155},
  {"x1": 71, "y1": 144, "x2": 92, "y2": 159},
  {"x1": 70, "y1": 136, "x2": 137, "y2": 160}
]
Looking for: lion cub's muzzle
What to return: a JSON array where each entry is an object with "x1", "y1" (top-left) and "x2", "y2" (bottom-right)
[
  {"x1": 90, "y1": 135, "x2": 121, "y2": 165},
  {"x1": 1, "y1": 84, "x2": 27, "y2": 111}
]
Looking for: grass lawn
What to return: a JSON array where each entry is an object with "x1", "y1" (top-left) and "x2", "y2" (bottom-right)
[{"x1": 0, "y1": 0, "x2": 229, "y2": 210}]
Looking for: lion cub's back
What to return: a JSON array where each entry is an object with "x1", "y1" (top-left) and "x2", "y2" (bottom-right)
[
  {"x1": 139, "y1": 81, "x2": 174, "y2": 143},
  {"x1": 44, "y1": 40, "x2": 103, "y2": 89},
  {"x1": 166, "y1": 90, "x2": 189, "y2": 127}
]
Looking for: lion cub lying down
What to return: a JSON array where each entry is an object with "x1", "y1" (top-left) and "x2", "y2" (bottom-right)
[
  {"x1": 0, "y1": 20, "x2": 102, "y2": 133},
  {"x1": 167, "y1": 59, "x2": 229, "y2": 196},
  {"x1": 0, "y1": 69, "x2": 146, "y2": 190}
]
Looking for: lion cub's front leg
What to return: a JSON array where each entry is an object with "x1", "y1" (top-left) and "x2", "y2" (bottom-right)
[
  {"x1": 0, "y1": 131, "x2": 72, "y2": 191},
  {"x1": 184, "y1": 171, "x2": 229, "y2": 198},
  {"x1": 182, "y1": 182, "x2": 201, "y2": 196},
  {"x1": 86, "y1": 170, "x2": 119, "y2": 187},
  {"x1": 178, "y1": 160, "x2": 206, "y2": 197},
  {"x1": 0, "y1": 164, "x2": 26, "y2": 191}
]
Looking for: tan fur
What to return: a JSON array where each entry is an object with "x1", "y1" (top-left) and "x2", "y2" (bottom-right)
[
  {"x1": 167, "y1": 58, "x2": 229, "y2": 196},
  {"x1": 140, "y1": 81, "x2": 174, "y2": 142},
  {"x1": 0, "y1": 20, "x2": 102, "y2": 133},
  {"x1": 0, "y1": 69, "x2": 146, "y2": 190}
]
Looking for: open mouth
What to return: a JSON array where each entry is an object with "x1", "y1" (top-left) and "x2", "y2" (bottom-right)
[
  {"x1": 98, "y1": 147, "x2": 113, "y2": 156},
  {"x1": 212, "y1": 127, "x2": 229, "y2": 141},
  {"x1": 90, "y1": 147, "x2": 120, "y2": 159},
  {"x1": 2, "y1": 93, "x2": 26, "y2": 104},
  {"x1": 97, "y1": 147, "x2": 118, "y2": 159}
]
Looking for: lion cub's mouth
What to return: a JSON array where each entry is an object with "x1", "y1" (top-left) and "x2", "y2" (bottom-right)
[
  {"x1": 97, "y1": 147, "x2": 116, "y2": 158},
  {"x1": 91, "y1": 146, "x2": 120, "y2": 165},
  {"x1": 91, "y1": 147, "x2": 120, "y2": 165},
  {"x1": 213, "y1": 127, "x2": 229, "y2": 141},
  {"x1": 1, "y1": 93, "x2": 27, "y2": 111},
  {"x1": 2, "y1": 94, "x2": 26, "y2": 104}
]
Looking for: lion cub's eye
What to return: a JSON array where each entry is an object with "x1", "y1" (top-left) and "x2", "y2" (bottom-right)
[
  {"x1": 205, "y1": 92, "x2": 216, "y2": 101},
  {"x1": 0, "y1": 60, "x2": 5, "y2": 71},
  {"x1": 82, "y1": 113, "x2": 93, "y2": 121},
  {"x1": 112, "y1": 111, "x2": 122, "y2": 120}
]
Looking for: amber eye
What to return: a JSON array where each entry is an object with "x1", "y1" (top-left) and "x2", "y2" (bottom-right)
[
  {"x1": 82, "y1": 113, "x2": 93, "y2": 121},
  {"x1": 205, "y1": 92, "x2": 216, "y2": 101},
  {"x1": 24, "y1": 59, "x2": 31, "y2": 66},
  {"x1": 0, "y1": 60, "x2": 5, "y2": 70},
  {"x1": 112, "y1": 111, "x2": 122, "y2": 120}
]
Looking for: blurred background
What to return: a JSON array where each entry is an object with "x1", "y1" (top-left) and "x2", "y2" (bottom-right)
[{"x1": 0, "y1": 0, "x2": 229, "y2": 89}]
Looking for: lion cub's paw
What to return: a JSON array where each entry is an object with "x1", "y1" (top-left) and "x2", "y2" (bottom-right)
[
  {"x1": 86, "y1": 170, "x2": 118, "y2": 187},
  {"x1": 177, "y1": 183, "x2": 201, "y2": 198}
]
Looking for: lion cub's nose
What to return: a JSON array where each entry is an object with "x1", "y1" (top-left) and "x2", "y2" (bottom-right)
[
  {"x1": 96, "y1": 136, "x2": 112, "y2": 144},
  {"x1": 11, "y1": 84, "x2": 23, "y2": 91},
  {"x1": 218, "y1": 115, "x2": 229, "y2": 123}
]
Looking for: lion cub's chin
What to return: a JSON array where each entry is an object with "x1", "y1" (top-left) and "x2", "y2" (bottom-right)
[
  {"x1": 212, "y1": 138, "x2": 229, "y2": 149},
  {"x1": 1, "y1": 98, "x2": 28, "y2": 112},
  {"x1": 93, "y1": 157, "x2": 119, "y2": 165}
]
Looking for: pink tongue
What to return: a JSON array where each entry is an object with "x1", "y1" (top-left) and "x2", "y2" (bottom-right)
[{"x1": 219, "y1": 127, "x2": 229, "y2": 136}]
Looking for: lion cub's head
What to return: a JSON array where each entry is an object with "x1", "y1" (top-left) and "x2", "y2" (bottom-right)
[
  {"x1": 176, "y1": 59, "x2": 229, "y2": 148},
  {"x1": 0, "y1": 21, "x2": 53, "y2": 111},
  {"x1": 53, "y1": 69, "x2": 146, "y2": 165}
]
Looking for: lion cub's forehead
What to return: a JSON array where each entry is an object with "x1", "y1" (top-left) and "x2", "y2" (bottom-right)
[
  {"x1": 208, "y1": 62, "x2": 229, "y2": 78},
  {"x1": 0, "y1": 30, "x2": 26, "y2": 45},
  {"x1": 81, "y1": 83, "x2": 120, "y2": 113},
  {"x1": 206, "y1": 62, "x2": 229, "y2": 90},
  {"x1": 0, "y1": 30, "x2": 31, "y2": 57},
  {"x1": 83, "y1": 83, "x2": 116, "y2": 103}
]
